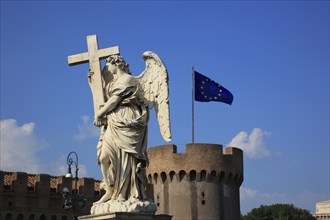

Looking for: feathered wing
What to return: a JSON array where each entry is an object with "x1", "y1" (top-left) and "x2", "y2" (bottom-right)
[{"x1": 135, "y1": 51, "x2": 171, "y2": 142}]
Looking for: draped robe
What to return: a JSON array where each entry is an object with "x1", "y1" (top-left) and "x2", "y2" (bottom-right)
[{"x1": 98, "y1": 74, "x2": 149, "y2": 200}]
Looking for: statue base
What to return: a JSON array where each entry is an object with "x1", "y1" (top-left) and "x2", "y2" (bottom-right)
[
  {"x1": 90, "y1": 200, "x2": 157, "y2": 215},
  {"x1": 78, "y1": 212, "x2": 172, "y2": 220}
]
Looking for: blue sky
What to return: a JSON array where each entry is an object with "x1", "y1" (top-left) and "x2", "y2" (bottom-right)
[{"x1": 1, "y1": 0, "x2": 329, "y2": 215}]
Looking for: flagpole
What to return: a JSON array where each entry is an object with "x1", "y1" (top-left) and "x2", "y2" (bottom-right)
[{"x1": 192, "y1": 65, "x2": 195, "y2": 144}]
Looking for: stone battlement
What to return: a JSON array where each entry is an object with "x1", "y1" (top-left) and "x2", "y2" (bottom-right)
[
  {"x1": 147, "y1": 143, "x2": 243, "y2": 186},
  {"x1": 0, "y1": 171, "x2": 103, "y2": 219},
  {"x1": 0, "y1": 171, "x2": 102, "y2": 196}
]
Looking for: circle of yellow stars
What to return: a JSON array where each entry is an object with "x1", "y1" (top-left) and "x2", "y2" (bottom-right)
[{"x1": 200, "y1": 78, "x2": 223, "y2": 101}]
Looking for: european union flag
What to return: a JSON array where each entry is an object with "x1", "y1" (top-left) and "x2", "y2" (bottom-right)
[{"x1": 194, "y1": 71, "x2": 233, "y2": 105}]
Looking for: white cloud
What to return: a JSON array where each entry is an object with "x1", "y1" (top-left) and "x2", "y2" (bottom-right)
[
  {"x1": 240, "y1": 187, "x2": 328, "y2": 214},
  {"x1": 240, "y1": 187, "x2": 289, "y2": 204},
  {"x1": 0, "y1": 119, "x2": 90, "y2": 178},
  {"x1": 228, "y1": 128, "x2": 271, "y2": 159},
  {"x1": 74, "y1": 115, "x2": 100, "y2": 140},
  {"x1": 0, "y1": 119, "x2": 48, "y2": 173},
  {"x1": 240, "y1": 186, "x2": 289, "y2": 214},
  {"x1": 295, "y1": 191, "x2": 328, "y2": 211},
  {"x1": 52, "y1": 154, "x2": 89, "y2": 177},
  {"x1": 240, "y1": 187, "x2": 258, "y2": 200}
]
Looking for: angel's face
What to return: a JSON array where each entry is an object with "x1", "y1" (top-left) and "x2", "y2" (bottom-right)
[{"x1": 107, "y1": 63, "x2": 117, "y2": 75}]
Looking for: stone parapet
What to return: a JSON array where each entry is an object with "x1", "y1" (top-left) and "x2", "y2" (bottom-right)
[
  {"x1": 147, "y1": 143, "x2": 243, "y2": 185},
  {"x1": 0, "y1": 171, "x2": 101, "y2": 195}
]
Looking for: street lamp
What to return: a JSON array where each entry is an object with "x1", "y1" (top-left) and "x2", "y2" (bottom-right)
[
  {"x1": 63, "y1": 151, "x2": 86, "y2": 220},
  {"x1": 66, "y1": 151, "x2": 79, "y2": 184}
]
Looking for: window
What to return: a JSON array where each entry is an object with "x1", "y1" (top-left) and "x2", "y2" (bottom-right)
[
  {"x1": 160, "y1": 172, "x2": 167, "y2": 183},
  {"x1": 153, "y1": 173, "x2": 158, "y2": 184},
  {"x1": 169, "y1": 171, "x2": 175, "y2": 182},
  {"x1": 200, "y1": 170, "x2": 206, "y2": 181},
  {"x1": 190, "y1": 170, "x2": 196, "y2": 181},
  {"x1": 210, "y1": 170, "x2": 217, "y2": 182},
  {"x1": 179, "y1": 170, "x2": 186, "y2": 182}
]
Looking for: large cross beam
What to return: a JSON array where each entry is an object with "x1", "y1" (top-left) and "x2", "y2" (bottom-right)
[{"x1": 68, "y1": 35, "x2": 120, "y2": 115}]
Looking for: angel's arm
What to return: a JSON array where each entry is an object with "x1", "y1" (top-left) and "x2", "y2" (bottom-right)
[
  {"x1": 96, "y1": 95, "x2": 122, "y2": 118},
  {"x1": 94, "y1": 95, "x2": 122, "y2": 127}
]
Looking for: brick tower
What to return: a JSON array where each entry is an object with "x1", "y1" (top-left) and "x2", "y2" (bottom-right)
[{"x1": 147, "y1": 143, "x2": 244, "y2": 220}]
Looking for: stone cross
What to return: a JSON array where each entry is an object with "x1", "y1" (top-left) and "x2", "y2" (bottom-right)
[{"x1": 68, "y1": 34, "x2": 120, "y2": 114}]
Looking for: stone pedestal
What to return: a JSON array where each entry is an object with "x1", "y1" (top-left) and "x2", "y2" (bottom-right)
[
  {"x1": 78, "y1": 212, "x2": 172, "y2": 220},
  {"x1": 90, "y1": 200, "x2": 157, "y2": 215}
]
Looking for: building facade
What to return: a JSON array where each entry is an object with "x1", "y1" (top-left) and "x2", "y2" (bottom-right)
[{"x1": 314, "y1": 201, "x2": 330, "y2": 220}]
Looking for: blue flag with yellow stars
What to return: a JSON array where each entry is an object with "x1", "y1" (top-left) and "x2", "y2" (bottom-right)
[{"x1": 194, "y1": 71, "x2": 233, "y2": 105}]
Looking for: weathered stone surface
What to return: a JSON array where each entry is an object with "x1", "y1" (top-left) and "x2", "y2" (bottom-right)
[
  {"x1": 68, "y1": 35, "x2": 171, "y2": 214},
  {"x1": 68, "y1": 34, "x2": 120, "y2": 115},
  {"x1": 90, "y1": 200, "x2": 156, "y2": 215},
  {"x1": 79, "y1": 212, "x2": 172, "y2": 220}
]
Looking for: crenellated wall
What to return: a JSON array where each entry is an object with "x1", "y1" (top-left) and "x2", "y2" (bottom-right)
[
  {"x1": 0, "y1": 171, "x2": 103, "y2": 220},
  {"x1": 146, "y1": 143, "x2": 244, "y2": 220}
]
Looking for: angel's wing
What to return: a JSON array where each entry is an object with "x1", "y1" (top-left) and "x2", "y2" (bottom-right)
[{"x1": 135, "y1": 51, "x2": 171, "y2": 142}]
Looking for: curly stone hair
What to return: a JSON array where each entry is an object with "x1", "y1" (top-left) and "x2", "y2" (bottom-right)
[{"x1": 106, "y1": 54, "x2": 131, "y2": 75}]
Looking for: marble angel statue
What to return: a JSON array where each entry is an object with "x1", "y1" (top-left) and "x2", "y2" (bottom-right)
[{"x1": 90, "y1": 51, "x2": 171, "y2": 213}]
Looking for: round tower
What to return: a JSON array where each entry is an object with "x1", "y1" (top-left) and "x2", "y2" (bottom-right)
[{"x1": 147, "y1": 143, "x2": 244, "y2": 220}]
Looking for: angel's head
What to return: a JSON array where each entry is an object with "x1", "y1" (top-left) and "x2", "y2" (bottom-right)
[{"x1": 106, "y1": 55, "x2": 131, "y2": 75}]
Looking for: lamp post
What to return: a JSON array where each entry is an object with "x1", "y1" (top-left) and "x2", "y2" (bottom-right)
[
  {"x1": 66, "y1": 151, "x2": 79, "y2": 196},
  {"x1": 63, "y1": 151, "x2": 86, "y2": 220}
]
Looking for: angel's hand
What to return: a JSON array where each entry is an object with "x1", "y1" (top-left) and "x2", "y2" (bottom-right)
[{"x1": 93, "y1": 116, "x2": 103, "y2": 127}]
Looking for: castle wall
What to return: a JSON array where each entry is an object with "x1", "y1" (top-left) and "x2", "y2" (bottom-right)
[
  {"x1": 147, "y1": 143, "x2": 243, "y2": 220},
  {"x1": 0, "y1": 171, "x2": 103, "y2": 220}
]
